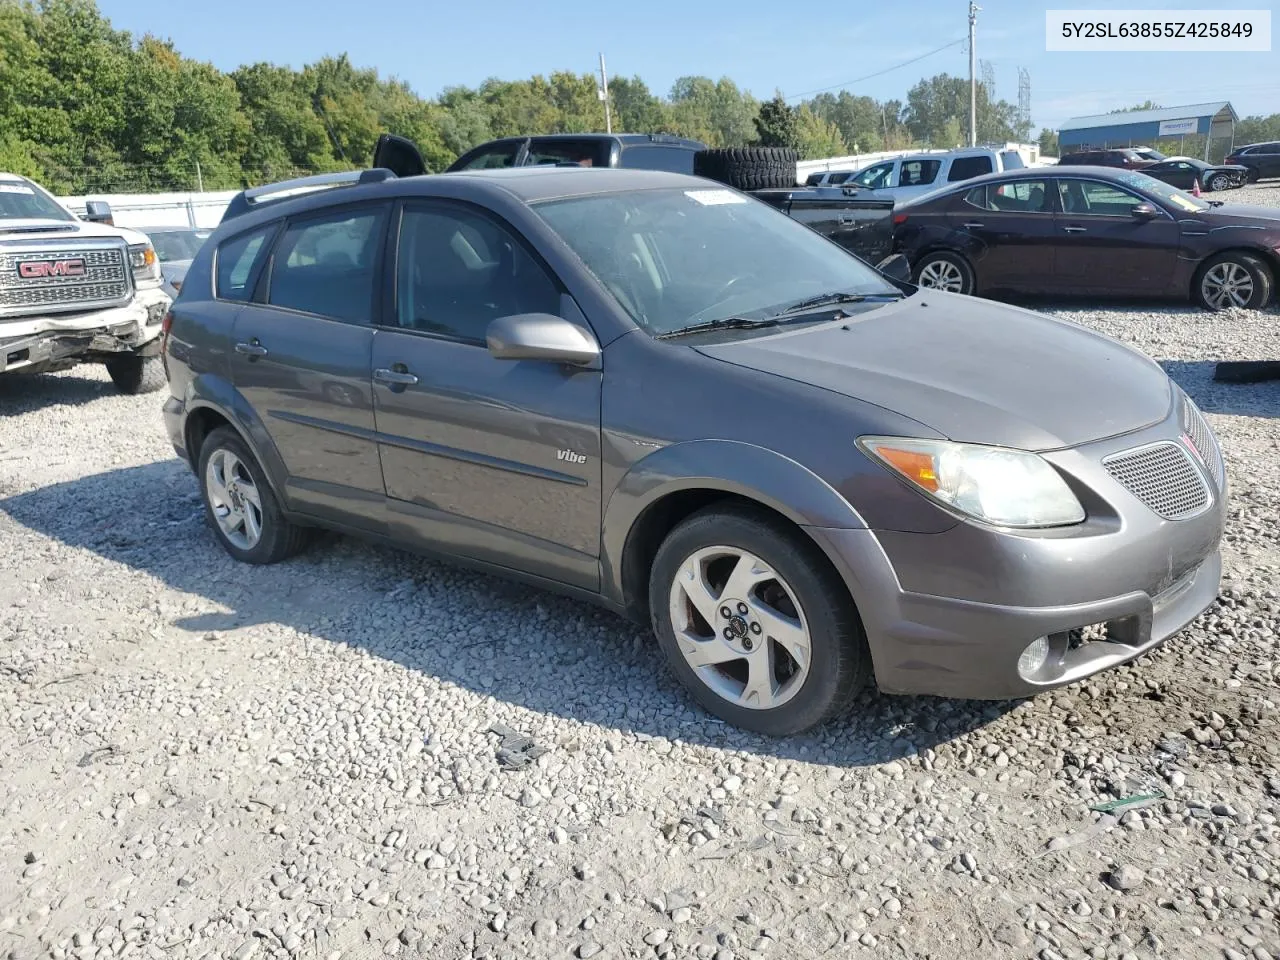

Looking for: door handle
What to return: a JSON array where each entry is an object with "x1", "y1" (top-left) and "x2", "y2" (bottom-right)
[
  {"x1": 1062, "y1": 226, "x2": 1087, "y2": 233},
  {"x1": 961, "y1": 221, "x2": 985, "y2": 228},
  {"x1": 234, "y1": 340, "x2": 268, "y2": 358},
  {"x1": 374, "y1": 366, "x2": 419, "y2": 386}
]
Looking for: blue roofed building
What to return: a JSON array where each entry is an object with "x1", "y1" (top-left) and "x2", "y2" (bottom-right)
[{"x1": 1058, "y1": 102, "x2": 1238, "y2": 160}]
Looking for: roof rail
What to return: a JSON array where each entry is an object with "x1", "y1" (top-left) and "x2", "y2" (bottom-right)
[{"x1": 220, "y1": 168, "x2": 397, "y2": 225}]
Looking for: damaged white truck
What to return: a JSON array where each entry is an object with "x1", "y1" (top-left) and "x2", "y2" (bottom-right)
[{"x1": 1, "y1": 172, "x2": 171, "y2": 393}]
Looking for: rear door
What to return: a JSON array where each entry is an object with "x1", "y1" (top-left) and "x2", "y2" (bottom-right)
[
  {"x1": 1255, "y1": 143, "x2": 1280, "y2": 178},
  {"x1": 370, "y1": 199, "x2": 603, "y2": 589},
  {"x1": 1052, "y1": 178, "x2": 1179, "y2": 293},
  {"x1": 229, "y1": 202, "x2": 390, "y2": 530},
  {"x1": 951, "y1": 177, "x2": 1057, "y2": 291}
]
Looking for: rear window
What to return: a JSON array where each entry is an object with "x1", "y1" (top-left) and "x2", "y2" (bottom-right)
[
  {"x1": 215, "y1": 225, "x2": 275, "y2": 301},
  {"x1": 947, "y1": 155, "x2": 994, "y2": 181},
  {"x1": 619, "y1": 144, "x2": 695, "y2": 173}
]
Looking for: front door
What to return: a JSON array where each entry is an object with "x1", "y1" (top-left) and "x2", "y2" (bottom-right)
[
  {"x1": 1052, "y1": 178, "x2": 1180, "y2": 293},
  {"x1": 371, "y1": 200, "x2": 603, "y2": 589},
  {"x1": 229, "y1": 202, "x2": 390, "y2": 530},
  {"x1": 948, "y1": 177, "x2": 1057, "y2": 292}
]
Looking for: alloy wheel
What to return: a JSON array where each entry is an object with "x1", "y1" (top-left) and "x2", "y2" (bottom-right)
[
  {"x1": 917, "y1": 259, "x2": 966, "y2": 292},
  {"x1": 1210, "y1": 175, "x2": 1230, "y2": 191},
  {"x1": 1201, "y1": 261, "x2": 1255, "y2": 310},
  {"x1": 667, "y1": 545, "x2": 811, "y2": 710},
  {"x1": 205, "y1": 448, "x2": 264, "y2": 550}
]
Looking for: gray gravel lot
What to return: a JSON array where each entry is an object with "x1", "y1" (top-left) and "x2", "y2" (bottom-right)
[{"x1": 2, "y1": 182, "x2": 1280, "y2": 960}]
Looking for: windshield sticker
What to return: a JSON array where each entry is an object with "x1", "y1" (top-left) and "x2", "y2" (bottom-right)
[
  {"x1": 684, "y1": 189, "x2": 747, "y2": 206},
  {"x1": 1168, "y1": 194, "x2": 1203, "y2": 212},
  {"x1": 0, "y1": 184, "x2": 35, "y2": 195}
]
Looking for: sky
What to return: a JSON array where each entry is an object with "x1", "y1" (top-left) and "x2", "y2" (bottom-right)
[{"x1": 98, "y1": 0, "x2": 1280, "y2": 131}]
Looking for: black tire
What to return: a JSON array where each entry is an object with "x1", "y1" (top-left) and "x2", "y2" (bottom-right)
[
  {"x1": 1193, "y1": 252, "x2": 1274, "y2": 312},
  {"x1": 105, "y1": 354, "x2": 166, "y2": 394},
  {"x1": 648, "y1": 504, "x2": 871, "y2": 736},
  {"x1": 1245, "y1": 166, "x2": 1261, "y2": 184},
  {"x1": 693, "y1": 147, "x2": 799, "y2": 191},
  {"x1": 1208, "y1": 173, "x2": 1232, "y2": 192},
  {"x1": 196, "y1": 426, "x2": 309, "y2": 564},
  {"x1": 911, "y1": 250, "x2": 976, "y2": 296}
]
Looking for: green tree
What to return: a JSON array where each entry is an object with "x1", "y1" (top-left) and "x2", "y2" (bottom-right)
[
  {"x1": 1037, "y1": 127, "x2": 1059, "y2": 156},
  {"x1": 903, "y1": 73, "x2": 1024, "y2": 147},
  {"x1": 753, "y1": 93, "x2": 800, "y2": 149},
  {"x1": 794, "y1": 105, "x2": 846, "y2": 159},
  {"x1": 1110, "y1": 101, "x2": 1161, "y2": 113}
]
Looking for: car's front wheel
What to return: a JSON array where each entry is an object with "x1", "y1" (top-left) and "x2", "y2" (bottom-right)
[
  {"x1": 648, "y1": 505, "x2": 870, "y2": 736},
  {"x1": 912, "y1": 251, "x2": 975, "y2": 295},
  {"x1": 105, "y1": 354, "x2": 166, "y2": 394},
  {"x1": 197, "y1": 426, "x2": 309, "y2": 564},
  {"x1": 1208, "y1": 173, "x2": 1232, "y2": 192},
  {"x1": 1194, "y1": 252, "x2": 1274, "y2": 311}
]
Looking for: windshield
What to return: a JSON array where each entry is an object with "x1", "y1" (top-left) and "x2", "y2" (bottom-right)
[
  {"x1": 534, "y1": 187, "x2": 901, "y2": 336},
  {"x1": 146, "y1": 229, "x2": 211, "y2": 262},
  {"x1": 1114, "y1": 171, "x2": 1211, "y2": 212},
  {"x1": 0, "y1": 178, "x2": 74, "y2": 222}
]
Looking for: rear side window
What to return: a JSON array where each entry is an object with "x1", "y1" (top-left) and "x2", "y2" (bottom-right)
[
  {"x1": 899, "y1": 159, "x2": 941, "y2": 187},
  {"x1": 215, "y1": 225, "x2": 274, "y2": 302},
  {"x1": 947, "y1": 156, "x2": 994, "y2": 181},
  {"x1": 620, "y1": 145, "x2": 695, "y2": 173},
  {"x1": 266, "y1": 206, "x2": 387, "y2": 323},
  {"x1": 1000, "y1": 151, "x2": 1024, "y2": 169},
  {"x1": 966, "y1": 179, "x2": 1050, "y2": 212}
]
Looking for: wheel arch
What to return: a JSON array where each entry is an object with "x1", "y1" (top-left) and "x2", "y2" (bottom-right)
[
  {"x1": 1191, "y1": 246, "x2": 1280, "y2": 304},
  {"x1": 182, "y1": 375, "x2": 290, "y2": 505},
  {"x1": 601, "y1": 440, "x2": 868, "y2": 621}
]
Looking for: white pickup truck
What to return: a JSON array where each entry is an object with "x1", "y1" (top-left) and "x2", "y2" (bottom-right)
[{"x1": 1, "y1": 172, "x2": 171, "y2": 393}]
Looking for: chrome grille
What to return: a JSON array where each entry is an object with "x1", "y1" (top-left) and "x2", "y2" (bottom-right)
[
  {"x1": 1103, "y1": 441, "x2": 1211, "y2": 521},
  {"x1": 0, "y1": 247, "x2": 130, "y2": 312},
  {"x1": 1181, "y1": 397, "x2": 1226, "y2": 491}
]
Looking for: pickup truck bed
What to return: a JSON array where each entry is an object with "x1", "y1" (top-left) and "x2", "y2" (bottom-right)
[{"x1": 748, "y1": 186, "x2": 896, "y2": 266}]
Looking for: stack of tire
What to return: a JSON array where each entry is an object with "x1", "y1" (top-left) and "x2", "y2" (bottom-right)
[{"x1": 692, "y1": 146, "x2": 800, "y2": 191}]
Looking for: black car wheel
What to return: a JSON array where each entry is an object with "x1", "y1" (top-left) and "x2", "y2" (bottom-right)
[
  {"x1": 1194, "y1": 252, "x2": 1275, "y2": 312},
  {"x1": 1208, "y1": 173, "x2": 1232, "y2": 192},
  {"x1": 1245, "y1": 167, "x2": 1261, "y2": 184},
  {"x1": 197, "y1": 426, "x2": 310, "y2": 564},
  {"x1": 105, "y1": 354, "x2": 166, "y2": 394},
  {"x1": 912, "y1": 251, "x2": 975, "y2": 295},
  {"x1": 649, "y1": 504, "x2": 871, "y2": 736}
]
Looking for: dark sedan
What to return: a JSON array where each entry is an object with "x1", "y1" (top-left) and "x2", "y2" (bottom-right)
[
  {"x1": 893, "y1": 167, "x2": 1280, "y2": 310},
  {"x1": 1141, "y1": 157, "x2": 1247, "y2": 192}
]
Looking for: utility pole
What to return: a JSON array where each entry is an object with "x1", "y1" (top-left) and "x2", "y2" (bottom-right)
[
  {"x1": 968, "y1": 1, "x2": 980, "y2": 147},
  {"x1": 195, "y1": 161, "x2": 204, "y2": 192},
  {"x1": 598, "y1": 53, "x2": 612, "y2": 134}
]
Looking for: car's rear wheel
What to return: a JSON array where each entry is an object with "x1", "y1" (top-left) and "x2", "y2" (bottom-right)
[
  {"x1": 648, "y1": 505, "x2": 870, "y2": 736},
  {"x1": 1194, "y1": 252, "x2": 1274, "y2": 311},
  {"x1": 105, "y1": 354, "x2": 166, "y2": 394},
  {"x1": 197, "y1": 426, "x2": 309, "y2": 564},
  {"x1": 912, "y1": 251, "x2": 975, "y2": 295},
  {"x1": 1208, "y1": 173, "x2": 1231, "y2": 192}
]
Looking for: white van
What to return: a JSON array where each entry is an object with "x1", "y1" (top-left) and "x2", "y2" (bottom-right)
[{"x1": 847, "y1": 148, "x2": 1025, "y2": 201}]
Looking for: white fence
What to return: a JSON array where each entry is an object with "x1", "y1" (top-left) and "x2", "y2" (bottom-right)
[{"x1": 58, "y1": 190, "x2": 236, "y2": 230}]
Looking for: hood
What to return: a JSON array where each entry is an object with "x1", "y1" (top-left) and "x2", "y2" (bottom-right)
[
  {"x1": 693, "y1": 292, "x2": 1173, "y2": 452},
  {"x1": 0, "y1": 217, "x2": 148, "y2": 244},
  {"x1": 1196, "y1": 204, "x2": 1280, "y2": 226},
  {"x1": 161, "y1": 259, "x2": 192, "y2": 279}
]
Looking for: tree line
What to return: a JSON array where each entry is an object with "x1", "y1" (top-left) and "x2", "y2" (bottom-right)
[{"x1": 3, "y1": 1, "x2": 1278, "y2": 195}]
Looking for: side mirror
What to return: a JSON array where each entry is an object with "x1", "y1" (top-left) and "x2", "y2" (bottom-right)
[
  {"x1": 1131, "y1": 203, "x2": 1159, "y2": 220},
  {"x1": 876, "y1": 253, "x2": 912, "y2": 283},
  {"x1": 486, "y1": 313, "x2": 600, "y2": 366},
  {"x1": 83, "y1": 200, "x2": 113, "y2": 224}
]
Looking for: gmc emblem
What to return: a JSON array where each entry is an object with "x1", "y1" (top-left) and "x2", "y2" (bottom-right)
[{"x1": 18, "y1": 258, "x2": 86, "y2": 279}]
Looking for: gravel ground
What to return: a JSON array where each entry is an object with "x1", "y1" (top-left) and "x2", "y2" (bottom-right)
[{"x1": 3, "y1": 189, "x2": 1280, "y2": 960}]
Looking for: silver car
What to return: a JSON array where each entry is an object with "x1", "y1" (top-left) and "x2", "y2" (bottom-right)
[
  {"x1": 139, "y1": 226, "x2": 211, "y2": 299},
  {"x1": 162, "y1": 165, "x2": 1226, "y2": 736}
]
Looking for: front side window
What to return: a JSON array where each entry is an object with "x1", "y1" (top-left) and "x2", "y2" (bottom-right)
[
  {"x1": 267, "y1": 207, "x2": 386, "y2": 322},
  {"x1": 1057, "y1": 179, "x2": 1156, "y2": 216},
  {"x1": 215, "y1": 225, "x2": 274, "y2": 301},
  {"x1": 620, "y1": 145, "x2": 693, "y2": 173},
  {"x1": 534, "y1": 187, "x2": 901, "y2": 337},
  {"x1": 948, "y1": 155, "x2": 994, "y2": 181},
  {"x1": 394, "y1": 204, "x2": 560, "y2": 343},
  {"x1": 458, "y1": 144, "x2": 522, "y2": 170},
  {"x1": 999, "y1": 150, "x2": 1025, "y2": 170},
  {"x1": 966, "y1": 180, "x2": 1050, "y2": 213},
  {"x1": 850, "y1": 161, "x2": 894, "y2": 189},
  {"x1": 1257, "y1": 143, "x2": 1280, "y2": 155}
]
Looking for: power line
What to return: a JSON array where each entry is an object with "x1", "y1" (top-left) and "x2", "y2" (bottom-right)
[{"x1": 784, "y1": 37, "x2": 967, "y2": 102}]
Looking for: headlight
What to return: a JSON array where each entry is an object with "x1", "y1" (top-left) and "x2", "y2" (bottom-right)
[
  {"x1": 128, "y1": 242, "x2": 161, "y2": 282},
  {"x1": 858, "y1": 436, "x2": 1086, "y2": 528}
]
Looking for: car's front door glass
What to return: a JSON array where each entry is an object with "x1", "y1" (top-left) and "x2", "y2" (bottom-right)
[
  {"x1": 458, "y1": 145, "x2": 521, "y2": 170},
  {"x1": 850, "y1": 161, "x2": 894, "y2": 189},
  {"x1": 1057, "y1": 180, "x2": 1148, "y2": 217},
  {"x1": 394, "y1": 204, "x2": 562, "y2": 343}
]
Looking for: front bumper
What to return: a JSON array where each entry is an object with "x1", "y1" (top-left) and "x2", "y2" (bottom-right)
[
  {"x1": 0, "y1": 287, "x2": 170, "y2": 373},
  {"x1": 807, "y1": 411, "x2": 1227, "y2": 701}
]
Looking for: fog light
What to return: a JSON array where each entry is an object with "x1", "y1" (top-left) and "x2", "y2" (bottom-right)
[{"x1": 1017, "y1": 636, "x2": 1050, "y2": 678}]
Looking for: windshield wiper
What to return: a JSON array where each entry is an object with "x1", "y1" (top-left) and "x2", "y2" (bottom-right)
[
  {"x1": 654, "y1": 316, "x2": 780, "y2": 340},
  {"x1": 772, "y1": 290, "x2": 903, "y2": 318}
]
